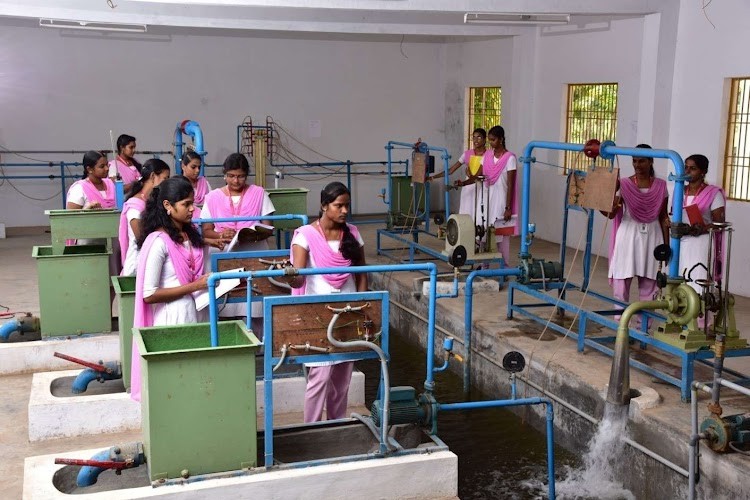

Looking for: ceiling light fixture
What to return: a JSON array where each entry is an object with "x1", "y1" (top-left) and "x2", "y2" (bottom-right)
[
  {"x1": 39, "y1": 19, "x2": 148, "y2": 33},
  {"x1": 463, "y1": 13, "x2": 571, "y2": 25}
]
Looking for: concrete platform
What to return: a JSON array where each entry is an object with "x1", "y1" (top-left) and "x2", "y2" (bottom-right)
[
  {"x1": 0, "y1": 335, "x2": 120, "y2": 375},
  {"x1": 24, "y1": 440, "x2": 457, "y2": 499},
  {"x1": 28, "y1": 369, "x2": 366, "y2": 442}
]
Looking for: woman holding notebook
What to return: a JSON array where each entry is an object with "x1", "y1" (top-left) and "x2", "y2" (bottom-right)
[
  {"x1": 288, "y1": 182, "x2": 367, "y2": 423},
  {"x1": 679, "y1": 154, "x2": 726, "y2": 295},
  {"x1": 130, "y1": 176, "x2": 209, "y2": 401},
  {"x1": 201, "y1": 153, "x2": 275, "y2": 320}
]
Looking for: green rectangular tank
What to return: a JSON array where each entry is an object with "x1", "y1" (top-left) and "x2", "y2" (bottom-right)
[
  {"x1": 46, "y1": 209, "x2": 120, "y2": 253},
  {"x1": 267, "y1": 188, "x2": 309, "y2": 229},
  {"x1": 111, "y1": 276, "x2": 136, "y2": 391},
  {"x1": 389, "y1": 176, "x2": 425, "y2": 227},
  {"x1": 134, "y1": 321, "x2": 260, "y2": 481},
  {"x1": 32, "y1": 245, "x2": 113, "y2": 336}
]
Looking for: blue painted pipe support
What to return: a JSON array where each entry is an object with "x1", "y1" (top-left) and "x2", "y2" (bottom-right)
[
  {"x1": 208, "y1": 262, "x2": 441, "y2": 392},
  {"x1": 438, "y1": 397, "x2": 556, "y2": 500},
  {"x1": 0, "y1": 319, "x2": 21, "y2": 342},
  {"x1": 433, "y1": 337, "x2": 454, "y2": 373},
  {"x1": 519, "y1": 141, "x2": 685, "y2": 278},
  {"x1": 115, "y1": 180, "x2": 124, "y2": 210},
  {"x1": 464, "y1": 268, "x2": 522, "y2": 393},
  {"x1": 71, "y1": 361, "x2": 122, "y2": 394},
  {"x1": 174, "y1": 124, "x2": 184, "y2": 172}
]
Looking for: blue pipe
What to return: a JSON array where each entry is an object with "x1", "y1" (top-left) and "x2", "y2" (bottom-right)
[
  {"x1": 464, "y1": 268, "x2": 522, "y2": 393},
  {"x1": 0, "y1": 319, "x2": 20, "y2": 341},
  {"x1": 183, "y1": 120, "x2": 206, "y2": 177},
  {"x1": 76, "y1": 449, "x2": 111, "y2": 487},
  {"x1": 76, "y1": 443, "x2": 145, "y2": 487},
  {"x1": 438, "y1": 397, "x2": 556, "y2": 500},
  {"x1": 174, "y1": 124, "x2": 183, "y2": 173},
  {"x1": 114, "y1": 180, "x2": 124, "y2": 210},
  {"x1": 519, "y1": 141, "x2": 685, "y2": 277},
  {"x1": 208, "y1": 262, "x2": 440, "y2": 391},
  {"x1": 71, "y1": 362, "x2": 122, "y2": 394}
]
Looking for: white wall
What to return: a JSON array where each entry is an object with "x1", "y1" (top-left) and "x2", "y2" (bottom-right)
[
  {"x1": 668, "y1": 0, "x2": 750, "y2": 295},
  {"x1": 0, "y1": 22, "x2": 446, "y2": 227},
  {"x1": 526, "y1": 18, "x2": 645, "y2": 263}
]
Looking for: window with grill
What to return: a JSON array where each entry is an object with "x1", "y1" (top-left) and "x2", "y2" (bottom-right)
[
  {"x1": 468, "y1": 87, "x2": 502, "y2": 148},
  {"x1": 723, "y1": 77, "x2": 750, "y2": 201},
  {"x1": 563, "y1": 83, "x2": 618, "y2": 173}
]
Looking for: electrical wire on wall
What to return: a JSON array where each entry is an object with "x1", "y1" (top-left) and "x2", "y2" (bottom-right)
[{"x1": 0, "y1": 145, "x2": 77, "y2": 201}]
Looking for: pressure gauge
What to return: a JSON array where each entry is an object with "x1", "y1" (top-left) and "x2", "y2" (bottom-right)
[{"x1": 502, "y1": 351, "x2": 526, "y2": 373}]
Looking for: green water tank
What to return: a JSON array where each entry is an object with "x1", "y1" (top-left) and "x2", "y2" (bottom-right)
[
  {"x1": 111, "y1": 276, "x2": 136, "y2": 390},
  {"x1": 32, "y1": 245, "x2": 113, "y2": 336},
  {"x1": 267, "y1": 188, "x2": 309, "y2": 229},
  {"x1": 45, "y1": 209, "x2": 120, "y2": 253},
  {"x1": 135, "y1": 320, "x2": 260, "y2": 481}
]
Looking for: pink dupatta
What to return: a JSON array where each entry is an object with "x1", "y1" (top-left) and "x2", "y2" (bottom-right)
[
  {"x1": 608, "y1": 177, "x2": 667, "y2": 284},
  {"x1": 72, "y1": 178, "x2": 117, "y2": 208},
  {"x1": 290, "y1": 223, "x2": 362, "y2": 295},
  {"x1": 118, "y1": 197, "x2": 146, "y2": 269},
  {"x1": 204, "y1": 185, "x2": 265, "y2": 231},
  {"x1": 192, "y1": 177, "x2": 210, "y2": 219},
  {"x1": 110, "y1": 157, "x2": 140, "y2": 185},
  {"x1": 481, "y1": 150, "x2": 515, "y2": 187},
  {"x1": 130, "y1": 230, "x2": 205, "y2": 401},
  {"x1": 689, "y1": 184, "x2": 726, "y2": 278}
]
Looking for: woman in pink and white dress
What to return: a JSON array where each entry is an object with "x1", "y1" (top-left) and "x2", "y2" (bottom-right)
[
  {"x1": 180, "y1": 151, "x2": 211, "y2": 219},
  {"x1": 118, "y1": 159, "x2": 171, "y2": 276},
  {"x1": 130, "y1": 176, "x2": 209, "y2": 401},
  {"x1": 679, "y1": 154, "x2": 726, "y2": 297},
  {"x1": 289, "y1": 181, "x2": 367, "y2": 423},
  {"x1": 201, "y1": 153, "x2": 275, "y2": 320},
  {"x1": 478, "y1": 125, "x2": 518, "y2": 266},
  {"x1": 109, "y1": 134, "x2": 142, "y2": 195},
  {"x1": 603, "y1": 144, "x2": 669, "y2": 327}
]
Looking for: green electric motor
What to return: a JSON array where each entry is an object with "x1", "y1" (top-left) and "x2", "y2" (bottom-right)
[{"x1": 371, "y1": 386, "x2": 426, "y2": 427}]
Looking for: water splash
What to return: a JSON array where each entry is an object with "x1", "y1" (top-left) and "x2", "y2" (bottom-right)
[{"x1": 554, "y1": 403, "x2": 636, "y2": 500}]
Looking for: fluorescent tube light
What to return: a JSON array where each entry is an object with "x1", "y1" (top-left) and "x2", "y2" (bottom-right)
[
  {"x1": 464, "y1": 13, "x2": 570, "y2": 25},
  {"x1": 39, "y1": 19, "x2": 148, "y2": 33}
]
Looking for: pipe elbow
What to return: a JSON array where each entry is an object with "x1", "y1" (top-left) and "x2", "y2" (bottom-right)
[
  {"x1": 76, "y1": 450, "x2": 112, "y2": 487},
  {"x1": 71, "y1": 369, "x2": 100, "y2": 394},
  {"x1": 0, "y1": 319, "x2": 21, "y2": 342}
]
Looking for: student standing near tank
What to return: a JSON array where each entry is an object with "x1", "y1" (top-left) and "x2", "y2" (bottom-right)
[{"x1": 287, "y1": 181, "x2": 367, "y2": 423}]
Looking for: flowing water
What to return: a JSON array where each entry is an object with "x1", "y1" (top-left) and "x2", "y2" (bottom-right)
[{"x1": 359, "y1": 333, "x2": 578, "y2": 499}]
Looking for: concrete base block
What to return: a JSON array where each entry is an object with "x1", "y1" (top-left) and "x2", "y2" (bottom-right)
[
  {"x1": 629, "y1": 385, "x2": 662, "y2": 421},
  {"x1": 420, "y1": 277, "x2": 498, "y2": 297},
  {"x1": 28, "y1": 369, "x2": 366, "y2": 442},
  {"x1": 0, "y1": 335, "x2": 119, "y2": 375},
  {"x1": 24, "y1": 446, "x2": 458, "y2": 499}
]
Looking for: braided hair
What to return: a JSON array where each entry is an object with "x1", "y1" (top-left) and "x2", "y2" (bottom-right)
[{"x1": 127, "y1": 158, "x2": 170, "y2": 200}]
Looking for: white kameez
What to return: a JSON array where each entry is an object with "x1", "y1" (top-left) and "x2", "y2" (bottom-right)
[
  {"x1": 141, "y1": 237, "x2": 203, "y2": 326},
  {"x1": 485, "y1": 153, "x2": 517, "y2": 243},
  {"x1": 121, "y1": 208, "x2": 141, "y2": 276},
  {"x1": 608, "y1": 188, "x2": 665, "y2": 280},
  {"x1": 457, "y1": 150, "x2": 481, "y2": 221},
  {"x1": 679, "y1": 192, "x2": 725, "y2": 293}
]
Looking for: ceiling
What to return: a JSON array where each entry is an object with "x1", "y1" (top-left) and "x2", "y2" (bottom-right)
[{"x1": 0, "y1": 0, "x2": 660, "y2": 39}]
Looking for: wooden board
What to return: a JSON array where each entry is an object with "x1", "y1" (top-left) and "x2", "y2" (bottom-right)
[
  {"x1": 217, "y1": 258, "x2": 291, "y2": 298},
  {"x1": 412, "y1": 152, "x2": 427, "y2": 184},
  {"x1": 567, "y1": 172, "x2": 586, "y2": 206},
  {"x1": 270, "y1": 300, "x2": 382, "y2": 356},
  {"x1": 580, "y1": 166, "x2": 619, "y2": 211}
]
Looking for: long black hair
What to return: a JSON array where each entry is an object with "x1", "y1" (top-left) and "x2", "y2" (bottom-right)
[
  {"x1": 320, "y1": 181, "x2": 362, "y2": 264},
  {"x1": 488, "y1": 125, "x2": 506, "y2": 148},
  {"x1": 81, "y1": 150, "x2": 105, "y2": 179},
  {"x1": 116, "y1": 134, "x2": 142, "y2": 172},
  {"x1": 635, "y1": 143, "x2": 656, "y2": 177},
  {"x1": 137, "y1": 176, "x2": 202, "y2": 249},
  {"x1": 127, "y1": 158, "x2": 170, "y2": 200}
]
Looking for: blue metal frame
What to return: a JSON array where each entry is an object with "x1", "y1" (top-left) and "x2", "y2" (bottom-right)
[{"x1": 261, "y1": 291, "x2": 390, "y2": 467}]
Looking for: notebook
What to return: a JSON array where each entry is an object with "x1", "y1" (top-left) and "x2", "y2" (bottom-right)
[
  {"x1": 685, "y1": 204, "x2": 705, "y2": 227},
  {"x1": 193, "y1": 267, "x2": 245, "y2": 311},
  {"x1": 224, "y1": 224, "x2": 275, "y2": 252}
]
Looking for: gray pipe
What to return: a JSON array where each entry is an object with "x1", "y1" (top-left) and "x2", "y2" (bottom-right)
[
  {"x1": 326, "y1": 307, "x2": 391, "y2": 454},
  {"x1": 606, "y1": 300, "x2": 668, "y2": 406}
]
